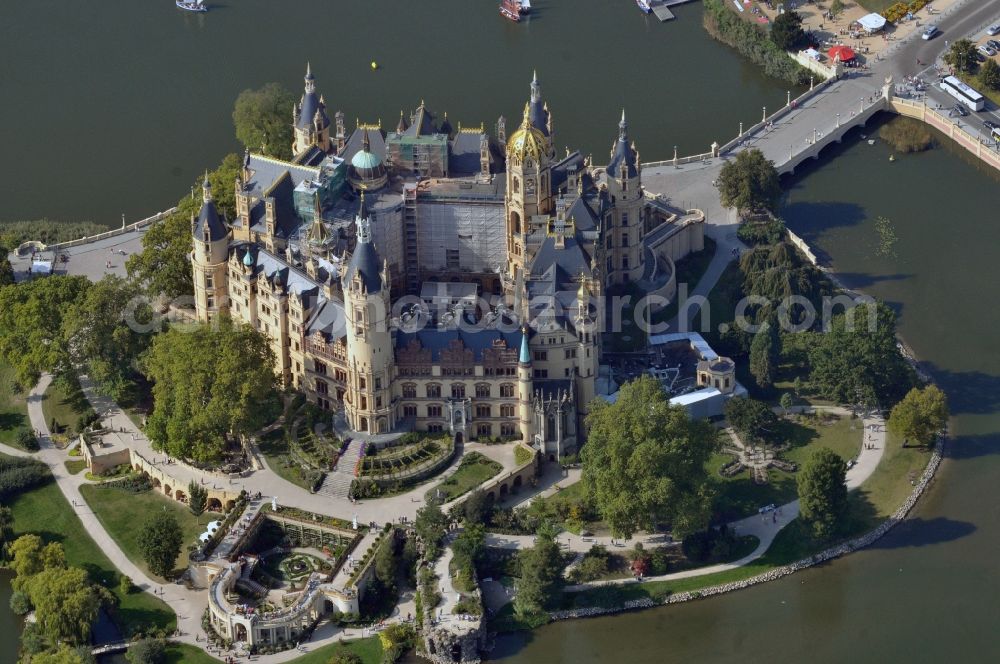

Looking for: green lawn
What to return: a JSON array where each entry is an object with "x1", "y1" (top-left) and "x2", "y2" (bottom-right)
[
  {"x1": 64, "y1": 459, "x2": 87, "y2": 475},
  {"x1": 282, "y1": 636, "x2": 383, "y2": 664},
  {"x1": 163, "y1": 643, "x2": 221, "y2": 663},
  {"x1": 711, "y1": 413, "x2": 863, "y2": 522},
  {"x1": 0, "y1": 360, "x2": 30, "y2": 448},
  {"x1": 5, "y1": 463, "x2": 176, "y2": 636},
  {"x1": 80, "y1": 483, "x2": 214, "y2": 579},
  {"x1": 258, "y1": 427, "x2": 320, "y2": 491},
  {"x1": 40, "y1": 375, "x2": 96, "y2": 438},
  {"x1": 427, "y1": 452, "x2": 502, "y2": 503}
]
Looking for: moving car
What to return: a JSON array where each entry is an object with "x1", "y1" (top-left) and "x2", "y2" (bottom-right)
[
  {"x1": 922, "y1": 25, "x2": 939, "y2": 40},
  {"x1": 953, "y1": 103, "x2": 969, "y2": 117},
  {"x1": 987, "y1": 25, "x2": 1000, "y2": 36},
  {"x1": 984, "y1": 120, "x2": 999, "y2": 131}
]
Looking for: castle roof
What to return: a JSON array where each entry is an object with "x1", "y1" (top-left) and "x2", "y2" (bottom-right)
[
  {"x1": 395, "y1": 327, "x2": 523, "y2": 363},
  {"x1": 607, "y1": 110, "x2": 639, "y2": 179},
  {"x1": 342, "y1": 196, "x2": 382, "y2": 293},
  {"x1": 193, "y1": 178, "x2": 227, "y2": 242}
]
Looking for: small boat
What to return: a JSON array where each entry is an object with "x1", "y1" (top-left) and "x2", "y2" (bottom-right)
[
  {"x1": 519, "y1": 0, "x2": 532, "y2": 13},
  {"x1": 500, "y1": 0, "x2": 520, "y2": 21},
  {"x1": 176, "y1": 0, "x2": 207, "y2": 12},
  {"x1": 889, "y1": 155, "x2": 896, "y2": 162},
  {"x1": 867, "y1": 139, "x2": 876, "y2": 145},
  {"x1": 637, "y1": 0, "x2": 652, "y2": 13}
]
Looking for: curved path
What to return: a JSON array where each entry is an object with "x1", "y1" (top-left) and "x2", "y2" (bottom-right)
[
  {"x1": 0, "y1": 375, "x2": 411, "y2": 663},
  {"x1": 486, "y1": 407, "x2": 885, "y2": 595}
]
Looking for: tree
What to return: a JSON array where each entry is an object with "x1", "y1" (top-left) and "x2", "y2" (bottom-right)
[
  {"x1": 888, "y1": 385, "x2": 949, "y2": 448},
  {"x1": 582, "y1": 376, "x2": 718, "y2": 539},
  {"x1": 188, "y1": 480, "x2": 208, "y2": 516},
  {"x1": 24, "y1": 566, "x2": 100, "y2": 644},
  {"x1": 9, "y1": 535, "x2": 66, "y2": 591},
  {"x1": 461, "y1": 489, "x2": 493, "y2": 525},
  {"x1": 119, "y1": 574, "x2": 135, "y2": 595},
  {"x1": 137, "y1": 512, "x2": 183, "y2": 578},
  {"x1": 749, "y1": 319, "x2": 780, "y2": 388},
  {"x1": 829, "y1": 0, "x2": 845, "y2": 18},
  {"x1": 9, "y1": 590, "x2": 32, "y2": 615},
  {"x1": 739, "y1": 241, "x2": 828, "y2": 325},
  {"x1": 0, "y1": 243, "x2": 13, "y2": 287},
  {"x1": 0, "y1": 505, "x2": 13, "y2": 554},
  {"x1": 771, "y1": 10, "x2": 808, "y2": 51},
  {"x1": 62, "y1": 275, "x2": 154, "y2": 403},
  {"x1": 30, "y1": 643, "x2": 92, "y2": 664},
  {"x1": 944, "y1": 39, "x2": 978, "y2": 74},
  {"x1": 717, "y1": 149, "x2": 782, "y2": 215},
  {"x1": 797, "y1": 447, "x2": 848, "y2": 540},
  {"x1": 808, "y1": 301, "x2": 915, "y2": 409},
  {"x1": 514, "y1": 530, "x2": 564, "y2": 616},
  {"x1": 452, "y1": 523, "x2": 485, "y2": 566},
  {"x1": 0, "y1": 275, "x2": 92, "y2": 387},
  {"x1": 980, "y1": 58, "x2": 1000, "y2": 90},
  {"x1": 374, "y1": 535, "x2": 398, "y2": 593},
  {"x1": 780, "y1": 391, "x2": 794, "y2": 415},
  {"x1": 414, "y1": 503, "x2": 448, "y2": 558},
  {"x1": 142, "y1": 318, "x2": 280, "y2": 464},
  {"x1": 724, "y1": 397, "x2": 780, "y2": 447},
  {"x1": 125, "y1": 638, "x2": 166, "y2": 664},
  {"x1": 233, "y1": 83, "x2": 296, "y2": 160}
]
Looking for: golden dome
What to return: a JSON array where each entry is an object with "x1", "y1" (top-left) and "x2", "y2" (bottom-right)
[{"x1": 507, "y1": 102, "x2": 547, "y2": 161}]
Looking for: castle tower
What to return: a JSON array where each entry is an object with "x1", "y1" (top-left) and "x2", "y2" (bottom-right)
[
  {"x1": 573, "y1": 279, "x2": 599, "y2": 421},
  {"x1": 192, "y1": 175, "x2": 230, "y2": 322},
  {"x1": 342, "y1": 194, "x2": 395, "y2": 435},
  {"x1": 527, "y1": 71, "x2": 555, "y2": 159},
  {"x1": 292, "y1": 63, "x2": 332, "y2": 156},
  {"x1": 604, "y1": 110, "x2": 644, "y2": 285},
  {"x1": 518, "y1": 329, "x2": 534, "y2": 444},
  {"x1": 505, "y1": 99, "x2": 554, "y2": 287}
]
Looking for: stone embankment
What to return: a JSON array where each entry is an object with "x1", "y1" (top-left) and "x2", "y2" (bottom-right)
[{"x1": 548, "y1": 435, "x2": 944, "y2": 622}]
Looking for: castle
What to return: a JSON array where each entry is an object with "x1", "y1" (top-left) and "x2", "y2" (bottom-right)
[{"x1": 192, "y1": 65, "x2": 704, "y2": 460}]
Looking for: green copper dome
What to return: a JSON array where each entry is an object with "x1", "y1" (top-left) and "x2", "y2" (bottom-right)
[{"x1": 351, "y1": 149, "x2": 383, "y2": 171}]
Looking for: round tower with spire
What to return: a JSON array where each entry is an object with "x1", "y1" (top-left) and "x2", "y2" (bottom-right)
[
  {"x1": 605, "y1": 110, "x2": 644, "y2": 285},
  {"x1": 191, "y1": 174, "x2": 230, "y2": 322},
  {"x1": 292, "y1": 62, "x2": 332, "y2": 156},
  {"x1": 342, "y1": 194, "x2": 395, "y2": 435}
]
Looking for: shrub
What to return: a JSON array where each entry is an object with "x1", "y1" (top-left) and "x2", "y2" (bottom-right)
[
  {"x1": 9, "y1": 590, "x2": 32, "y2": 615},
  {"x1": 0, "y1": 456, "x2": 51, "y2": 500},
  {"x1": 737, "y1": 218, "x2": 786, "y2": 246},
  {"x1": 15, "y1": 429, "x2": 39, "y2": 451},
  {"x1": 126, "y1": 638, "x2": 166, "y2": 664},
  {"x1": 703, "y1": 0, "x2": 810, "y2": 86}
]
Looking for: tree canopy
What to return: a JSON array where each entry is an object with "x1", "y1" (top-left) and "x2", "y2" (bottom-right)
[
  {"x1": 0, "y1": 242, "x2": 13, "y2": 287},
  {"x1": 979, "y1": 58, "x2": 1000, "y2": 90},
  {"x1": 888, "y1": 385, "x2": 949, "y2": 448},
  {"x1": 717, "y1": 149, "x2": 782, "y2": 215},
  {"x1": 944, "y1": 39, "x2": 978, "y2": 74},
  {"x1": 233, "y1": 83, "x2": 296, "y2": 160},
  {"x1": 137, "y1": 512, "x2": 183, "y2": 578},
  {"x1": 808, "y1": 301, "x2": 915, "y2": 410},
  {"x1": 142, "y1": 318, "x2": 280, "y2": 464},
  {"x1": 8, "y1": 535, "x2": 67, "y2": 592},
  {"x1": 582, "y1": 376, "x2": 718, "y2": 539},
  {"x1": 0, "y1": 275, "x2": 92, "y2": 387},
  {"x1": 797, "y1": 447, "x2": 848, "y2": 540},
  {"x1": 414, "y1": 503, "x2": 448, "y2": 559},
  {"x1": 770, "y1": 10, "x2": 808, "y2": 51},
  {"x1": 725, "y1": 397, "x2": 780, "y2": 447},
  {"x1": 514, "y1": 529, "x2": 564, "y2": 616},
  {"x1": 25, "y1": 566, "x2": 100, "y2": 645},
  {"x1": 749, "y1": 319, "x2": 780, "y2": 388}
]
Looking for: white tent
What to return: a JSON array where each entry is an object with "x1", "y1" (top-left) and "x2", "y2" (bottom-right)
[
  {"x1": 803, "y1": 47, "x2": 821, "y2": 61},
  {"x1": 207, "y1": 520, "x2": 222, "y2": 533},
  {"x1": 857, "y1": 13, "x2": 887, "y2": 33},
  {"x1": 199, "y1": 532, "x2": 212, "y2": 543}
]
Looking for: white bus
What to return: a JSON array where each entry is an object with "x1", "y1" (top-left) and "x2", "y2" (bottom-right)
[{"x1": 941, "y1": 76, "x2": 985, "y2": 111}]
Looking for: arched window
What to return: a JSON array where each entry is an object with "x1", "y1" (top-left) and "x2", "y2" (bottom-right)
[
  {"x1": 510, "y1": 211, "x2": 521, "y2": 234},
  {"x1": 513, "y1": 177, "x2": 520, "y2": 194}
]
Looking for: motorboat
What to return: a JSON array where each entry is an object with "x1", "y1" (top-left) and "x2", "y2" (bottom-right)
[
  {"x1": 519, "y1": 0, "x2": 531, "y2": 13},
  {"x1": 500, "y1": 0, "x2": 520, "y2": 21},
  {"x1": 176, "y1": 0, "x2": 207, "y2": 12},
  {"x1": 637, "y1": 0, "x2": 652, "y2": 13}
]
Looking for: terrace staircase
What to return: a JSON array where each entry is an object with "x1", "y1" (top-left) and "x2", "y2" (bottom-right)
[{"x1": 315, "y1": 440, "x2": 364, "y2": 500}]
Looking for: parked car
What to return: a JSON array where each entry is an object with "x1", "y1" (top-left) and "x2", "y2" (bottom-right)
[
  {"x1": 922, "y1": 25, "x2": 939, "y2": 40},
  {"x1": 988, "y1": 39, "x2": 1000, "y2": 52},
  {"x1": 987, "y1": 25, "x2": 1000, "y2": 37},
  {"x1": 953, "y1": 103, "x2": 969, "y2": 117},
  {"x1": 977, "y1": 44, "x2": 997, "y2": 58},
  {"x1": 984, "y1": 120, "x2": 999, "y2": 131}
]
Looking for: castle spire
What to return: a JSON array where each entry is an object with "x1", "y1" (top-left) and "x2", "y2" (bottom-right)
[
  {"x1": 530, "y1": 70, "x2": 541, "y2": 104},
  {"x1": 202, "y1": 171, "x2": 212, "y2": 202},
  {"x1": 304, "y1": 62, "x2": 316, "y2": 94},
  {"x1": 619, "y1": 109, "x2": 628, "y2": 142}
]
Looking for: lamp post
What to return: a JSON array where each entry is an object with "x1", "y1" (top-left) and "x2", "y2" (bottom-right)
[
  {"x1": 787, "y1": 90, "x2": 791, "y2": 106},
  {"x1": 860, "y1": 96, "x2": 864, "y2": 114},
  {"x1": 810, "y1": 76, "x2": 814, "y2": 91},
  {"x1": 813, "y1": 128, "x2": 818, "y2": 144},
  {"x1": 739, "y1": 121, "x2": 744, "y2": 137},
  {"x1": 836, "y1": 112, "x2": 840, "y2": 128},
  {"x1": 762, "y1": 106, "x2": 767, "y2": 123},
  {"x1": 789, "y1": 144, "x2": 793, "y2": 161}
]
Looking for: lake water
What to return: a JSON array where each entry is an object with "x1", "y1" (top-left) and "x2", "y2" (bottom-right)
[{"x1": 0, "y1": 0, "x2": 792, "y2": 226}]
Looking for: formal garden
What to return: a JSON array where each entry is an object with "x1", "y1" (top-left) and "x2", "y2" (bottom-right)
[
  {"x1": 256, "y1": 549, "x2": 334, "y2": 588},
  {"x1": 359, "y1": 433, "x2": 454, "y2": 480}
]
